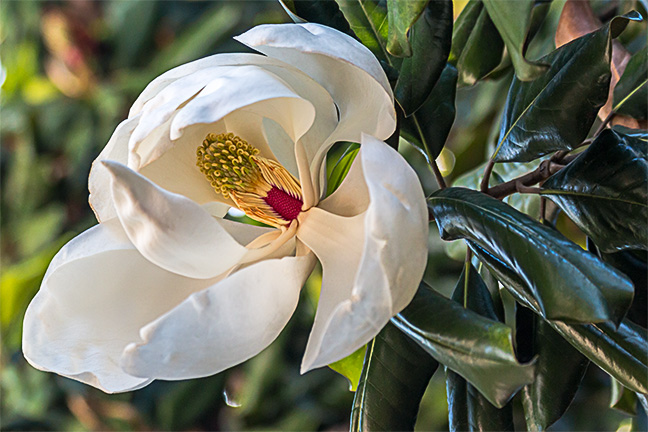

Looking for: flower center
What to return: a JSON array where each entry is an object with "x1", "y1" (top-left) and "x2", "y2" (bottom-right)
[{"x1": 196, "y1": 132, "x2": 303, "y2": 227}]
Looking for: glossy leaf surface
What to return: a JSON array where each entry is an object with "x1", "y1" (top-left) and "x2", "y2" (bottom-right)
[
  {"x1": 334, "y1": 0, "x2": 389, "y2": 61},
  {"x1": 472, "y1": 244, "x2": 648, "y2": 394},
  {"x1": 446, "y1": 264, "x2": 515, "y2": 431},
  {"x1": 393, "y1": 283, "x2": 535, "y2": 408},
  {"x1": 393, "y1": 0, "x2": 453, "y2": 115},
  {"x1": 429, "y1": 187, "x2": 634, "y2": 324},
  {"x1": 492, "y1": 13, "x2": 642, "y2": 162},
  {"x1": 613, "y1": 47, "x2": 647, "y2": 120},
  {"x1": 350, "y1": 322, "x2": 438, "y2": 432},
  {"x1": 482, "y1": 0, "x2": 546, "y2": 81},
  {"x1": 516, "y1": 306, "x2": 590, "y2": 431},
  {"x1": 400, "y1": 63, "x2": 457, "y2": 161},
  {"x1": 542, "y1": 128, "x2": 648, "y2": 252}
]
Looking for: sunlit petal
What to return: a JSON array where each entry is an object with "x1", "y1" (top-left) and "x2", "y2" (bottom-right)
[{"x1": 121, "y1": 252, "x2": 316, "y2": 379}]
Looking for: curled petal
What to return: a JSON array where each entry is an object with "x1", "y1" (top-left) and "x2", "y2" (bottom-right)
[
  {"x1": 297, "y1": 135, "x2": 428, "y2": 372},
  {"x1": 88, "y1": 116, "x2": 139, "y2": 222},
  {"x1": 102, "y1": 161, "x2": 256, "y2": 279},
  {"x1": 22, "y1": 220, "x2": 215, "y2": 393},
  {"x1": 121, "y1": 252, "x2": 316, "y2": 380}
]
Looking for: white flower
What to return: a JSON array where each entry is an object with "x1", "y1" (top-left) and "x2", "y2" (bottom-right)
[{"x1": 22, "y1": 23, "x2": 428, "y2": 393}]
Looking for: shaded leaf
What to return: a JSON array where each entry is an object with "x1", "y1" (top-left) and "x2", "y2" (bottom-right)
[
  {"x1": 492, "y1": 12, "x2": 642, "y2": 162},
  {"x1": 446, "y1": 264, "x2": 515, "y2": 431},
  {"x1": 482, "y1": 0, "x2": 547, "y2": 81},
  {"x1": 278, "y1": 0, "x2": 353, "y2": 35},
  {"x1": 516, "y1": 306, "x2": 590, "y2": 431},
  {"x1": 386, "y1": 0, "x2": 427, "y2": 57},
  {"x1": 613, "y1": 47, "x2": 648, "y2": 120},
  {"x1": 454, "y1": 2, "x2": 504, "y2": 87},
  {"x1": 393, "y1": 0, "x2": 453, "y2": 115},
  {"x1": 350, "y1": 322, "x2": 438, "y2": 431},
  {"x1": 542, "y1": 128, "x2": 648, "y2": 252},
  {"x1": 400, "y1": 63, "x2": 457, "y2": 161},
  {"x1": 327, "y1": 144, "x2": 359, "y2": 196},
  {"x1": 471, "y1": 244, "x2": 648, "y2": 394},
  {"x1": 591, "y1": 240, "x2": 647, "y2": 329},
  {"x1": 335, "y1": 0, "x2": 389, "y2": 62},
  {"x1": 393, "y1": 283, "x2": 535, "y2": 408},
  {"x1": 429, "y1": 187, "x2": 634, "y2": 324}
]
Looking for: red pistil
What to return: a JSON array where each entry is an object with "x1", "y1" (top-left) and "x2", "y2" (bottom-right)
[{"x1": 264, "y1": 187, "x2": 303, "y2": 221}]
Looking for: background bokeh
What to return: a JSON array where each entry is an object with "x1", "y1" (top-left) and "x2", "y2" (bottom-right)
[{"x1": 0, "y1": 1, "x2": 644, "y2": 431}]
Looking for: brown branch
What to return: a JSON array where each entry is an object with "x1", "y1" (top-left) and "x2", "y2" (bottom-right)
[
  {"x1": 480, "y1": 160, "x2": 495, "y2": 192},
  {"x1": 486, "y1": 160, "x2": 553, "y2": 199},
  {"x1": 430, "y1": 158, "x2": 447, "y2": 189}
]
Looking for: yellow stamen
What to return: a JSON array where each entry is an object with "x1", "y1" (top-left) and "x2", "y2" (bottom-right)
[{"x1": 196, "y1": 133, "x2": 303, "y2": 228}]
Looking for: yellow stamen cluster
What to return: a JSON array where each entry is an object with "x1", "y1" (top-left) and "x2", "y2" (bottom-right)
[{"x1": 196, "y1": 133, "x2": 261, "y2": 199}]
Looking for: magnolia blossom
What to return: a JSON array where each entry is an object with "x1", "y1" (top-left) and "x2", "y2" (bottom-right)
[{"x1": 22, "y1": 23, "x2": 428, "y2": 393}]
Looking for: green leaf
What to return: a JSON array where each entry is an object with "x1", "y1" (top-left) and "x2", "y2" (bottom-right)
[
  {"x1": 335, "y1": 0, "x2": 389, "y2": 62},
  {"x1": 393, "y1": 0, "x2": 453, "y2": 115},
  {"x1": 471, "y1": 246, "x2": 648, "y2": 394},
  {"x1": 492, "y1": 12, "x2": 643, "y2": 162},
  {"x1": 613, "y1": 47, "x2": 647, "y2": 120},
  {"x1": 446, "y1": 264, "x2": 515, "y2": 431},
  {"x1": 351, "y1": 322, "x2": 438, "y2": 431},
  {"x1": 386, "y1": 0, "x2": 427, "y2": 57},
  {"x1": 393, "y1": 283, "x2": 535, "y2": 408},
  {"x1": 450, "y1": 1, "x2": 505, "y2": 87},
  {"x1": 400, "y1": 63, "x2": 457, "y2": 161},
  {"x1": 610, "y1": 378, "x2": 639, "y2": 415},
  {"x1": 328, "y1": 345, "x2": 366, "y2": 391},
  {"x1": 428, "y1": 187, "x2": 634, "y2": 324},
  {"x1": 542, "y1": 128, "x2": 648, "y2": 252},
  {"x1": 516, "y1": 306, "x2": 590, "y2": 431},
  {"x1": 482, "y1": 0, "x2": 547, "y2": 81},
  {"x1": 278, "y1": 0, "x2": 353, "y2": 35}
]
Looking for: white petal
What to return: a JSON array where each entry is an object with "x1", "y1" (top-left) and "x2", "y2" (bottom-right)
[
  {"x1": 235, "y1": 24, "x2": 397, "y2": 199},
  {"x1": 88, "y1": 116, "x2": 139, "y2": 222},
  {"x1": 297, "y1": 135, "x2": 428, "y2": 372},
  {"x1": 102, "y1": 161, "x2": 252, "y2": 279},
  {"x1": 121, "y1": 252, "x2": 316, "y2": 380},
  {"x1": 170, "y1": 65, "x2": 315, "y2": 143},
  {"x1": 22, "y1": 219, "x2": 215, "y2": 393}
]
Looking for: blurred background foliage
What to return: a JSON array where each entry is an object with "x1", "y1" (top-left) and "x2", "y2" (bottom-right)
[{"x1": 0, "y1": 0, "x2": 644, "y2": 431}]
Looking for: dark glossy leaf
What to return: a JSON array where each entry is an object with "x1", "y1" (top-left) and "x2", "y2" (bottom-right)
[
  {"x1": 350, "y1": 322, "x2": 438, "y2": 432},
  {"x1": 386, "y1": 0, "x2": 427, "y2": 57},
  {"x1": 429, "y1": 187, "x2": 634, "y2": 324},
  {"x1": 446, "y1": 264, "x2": 515, "y2": 431},
  {"x1": 482, "y1": 0, "x2": 547, "y2": 81},
  {"x1": 610, "y1": 378, "x2": 639, "y2": 415},
  {"x1": 472, "y1": 243, "x2": 648, "y2": 394},
  {"x1": 400, "y1": 63, "x2": 457, "y2": 161},
  {"x1": 393, "y1": 0, "x2": 453, "y2": 115},
  {"x1": 393, "y1": 283, "x2": 535, "y2": 408},
  {"x1": 451, "y1": 1, "x2": 505, "y2": 87},
  {"x1": 278, "y1": 0, "x2": 353, "y2": 35},
  {"x1": 516, "y1": 306, "x2": 590, "y2": 431},
  {"x1": 613, "y1": 47, "x2": 647, "y2": 120},
  {"x1": 492, "y1": 12, "x2": 642, "y2": 162},
  {"x1": 550, "y1": 319, "x2": 648, "y2": 394},
  {"x1": 335, "y1": 0, "x2": 389, "y2": 62},
  {"x1": 542, "y1": 128, "x2": 648, "y2": 252},
  {"x1": 593, "y1": 244, "x2": 647, "y2": 328}
]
